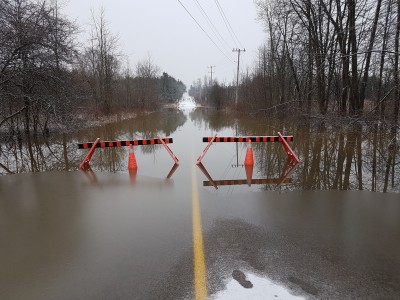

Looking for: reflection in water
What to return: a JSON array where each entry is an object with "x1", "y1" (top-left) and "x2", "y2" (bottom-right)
[
  {"x1": 289, "y1": 122, "x2": 399, "y2": 193},
  {"x1": 166, "y1": 163, "x2": 180, "y2": 179},
  {"x1": 80, "y1": 162, "x2": 180, "y2": 186},
  {"x1": 197, "y1": 161, "x2": 297, "y2": 189},
  {"x1": 189, "y1": 108, "x2": 235, "y2": 132},
  {"x1": 190, "y1": 108, "x2": 399, "y2": 193},
  {"x1": 0, "y1": 109, "x2": 186, "y2": 174},
  {"x1": 0, "y1": 172, "x2": 85, "y2": 299},
  {"x1": 80, "y1": 164, "x2": 99, "y2": 185},
  {"x1": 1, "y1": 107, "x2": 399, "y2": 193},
  {"x1": 0, "y1": 171, "x2": 192, "y2": 299},
  {"x1": 277, "y1": 159, "x2": 299, "y2": 185}
]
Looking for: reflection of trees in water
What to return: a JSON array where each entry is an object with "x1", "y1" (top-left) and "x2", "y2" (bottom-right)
[
  {"x1": 2, "y1": 106, "x2": 398, "y2": 192},
  {"x1": 189, "y1": 107, "x2": 235, "y2": 131},
  {"x1": 255, "y1": 119, "x2": 399, "y2": 193},
  {"x1": 87, "y1": 110, "x2": 186, "y2": 172},
  {"x1": 77, "y1": 109, "x2": 186, "y2": 141},
  {"x1": 191, "y1": 108, "x2": 399, "y2": 193},
  {"x1": 0, "y1": 134, "x2": 82, "y2": 174},
  {"x1": 0, "y1": 109, "x2": 187, "y2": 174},
  {"x1": 129, "y1": 109, "x2": 187, "y2": 138}
]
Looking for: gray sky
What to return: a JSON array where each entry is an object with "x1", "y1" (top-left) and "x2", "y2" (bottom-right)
[{"x1": 63, "y1": 0, "x2": 266, "y2": 88}]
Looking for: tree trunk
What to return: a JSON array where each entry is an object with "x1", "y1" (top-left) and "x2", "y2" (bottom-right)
[
  {"x1": 393, "y1": 0, "x2": 400, "y2": 121},
  {"x1": 348, "y1": 0, "x2": 360, "y2": 115},
  {"x1": 378, "y1": 0, "x2": 393, "y2": 117},
  {"x1": 359, "y1": 0, "x2": 382, "y2": 111}
]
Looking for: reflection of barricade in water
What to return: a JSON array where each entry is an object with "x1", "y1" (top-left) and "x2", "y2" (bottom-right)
[
  {"x1": 80, "y1": 163, "x2": 178, "y2": 186},
  {"x1": 197, "y1": 159, "x2": 298, "y2": 190},
  {"x1": 77, "y1": 136, "x2": 180, "y2": 178},
  {"x1": 196, "y1": 132, "x2": 299, "y2": 188}
]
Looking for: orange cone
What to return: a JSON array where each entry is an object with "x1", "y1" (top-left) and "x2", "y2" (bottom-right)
[
  {"x1": 128, "y1": 145, "x2": 138, "y2": 170},
  {"x1": 129, "y1": 168, "x2": 137, "y2": 185},
  {"x1": 244, "y1": 140, "x2": 254, "y2": 166},
  {"x1": 245, "y1": 165, "x2": 254, "y2": 187}
]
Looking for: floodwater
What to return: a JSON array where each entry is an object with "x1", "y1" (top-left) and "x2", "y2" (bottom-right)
[{"x1": 1, "y1": 96, "x2": 400, "y2": 299}]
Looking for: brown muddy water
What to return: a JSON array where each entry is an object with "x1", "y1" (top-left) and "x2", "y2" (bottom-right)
[
  {"x1": 1, "y1": 107, "x2": 399, "y2": 193},
  {"x1": 1, "y1": 106, "x2": 400, "y2": 299}
]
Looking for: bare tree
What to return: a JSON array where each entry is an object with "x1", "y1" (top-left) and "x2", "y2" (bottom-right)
[
  {"x1": 246, "y1": 0, "x2": 399, "y2": 119},
  {"x1": 134, "y1": 55, "x2": 160, "y2": 109},
  {"x1": 0, "y1": 0, "x2": 76, "y2": 135},
  {"x1": 84, "y1": 8, "x2": 119, "y2": 114}
]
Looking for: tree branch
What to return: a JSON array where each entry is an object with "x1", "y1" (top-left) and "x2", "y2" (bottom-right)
[
  {"x1": 0, "y1": 106, "x2": 27, "y2": 128},
  {"x1": 0, "y1": 162, "x2": 14, "y2": 174}
]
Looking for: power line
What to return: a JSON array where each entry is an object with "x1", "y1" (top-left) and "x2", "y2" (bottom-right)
[
  {"x1": 214, "y1": 0, "x2": 237, "y2": 47},
  {"x1": 214, "y1": 0, "x2": 243, "y2": 48},
  {"x1": 192, "y1": 0, "x2": 232, "y2": 52},
  {"x1": 177, "y1": 0, "x2": 234, "y2": 64}
]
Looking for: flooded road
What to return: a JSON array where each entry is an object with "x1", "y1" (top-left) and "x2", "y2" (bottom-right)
[{"x1": 1, "y1": 99, "x2": 400, "y2": 299}]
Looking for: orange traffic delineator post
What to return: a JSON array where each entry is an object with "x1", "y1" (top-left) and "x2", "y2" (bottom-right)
[{"x1": 128, "y1": 145, "x2": 138, "y2": 170}]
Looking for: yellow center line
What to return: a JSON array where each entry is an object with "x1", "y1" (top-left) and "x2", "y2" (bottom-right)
[{"x1": 192, "y1": 164, "x2": 207, "y2": 300}]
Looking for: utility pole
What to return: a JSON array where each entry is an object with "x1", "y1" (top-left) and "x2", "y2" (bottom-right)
[
  {"x1": 208, "y1": 65, "x2": 216, "y2": 85},
  {"x1": 233, "y1": 48, "x2": 245, "y2": 105}
]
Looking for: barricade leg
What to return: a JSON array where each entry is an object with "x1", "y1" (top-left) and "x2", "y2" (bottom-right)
[
  {"x1": 278, "y1": 132, "x2": 299, "y2": 163},
  {"x1": 79, "y1": 138, "x2": 100, "y2": 170},
  {"x1": 80, "y1": 164, "x2": 98, "y2": 185},
  {"x1": 166, "y1": 163, "x2": 179, "y2": 179},
  {"x1": 277, "y1": 159, "x2": 299, "y2": 186},
  {"x1": 158, "y1": 136, "x2": 179, "y2": 165},
  {"x1": 197, "y1": 162, "x2": 218, "y2": 189},
  {"x1": 196, "y1": 134, "x2": 217, "y2": 164}
]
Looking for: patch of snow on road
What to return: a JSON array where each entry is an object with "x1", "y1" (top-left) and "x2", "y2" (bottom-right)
[
  {"x1": 178, "y1": 93, "x2": 196, "y2": 109},
  {"x1": 212, "y1": 273, "x2": 305, "y2": 300}
]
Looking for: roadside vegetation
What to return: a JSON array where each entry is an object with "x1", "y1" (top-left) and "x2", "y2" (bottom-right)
[
  {"x1": 0, "y1": 1, "x2": 186, "y2": 140},
  {"x1": 190, "y1": 0, "x2": 400, "y2": 123}
]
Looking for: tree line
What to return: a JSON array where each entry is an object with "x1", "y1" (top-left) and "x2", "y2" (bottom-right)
[
  {"x1": 190, "y1": 0, "x2": 400, "y2": 121},
  {"x1": 0, "y1": 0, "x2": 186, "y2": 140}
]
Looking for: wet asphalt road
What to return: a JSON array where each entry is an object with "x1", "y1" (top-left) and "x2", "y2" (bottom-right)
[
  {"x1": 1, "y1": 170, "x2": 400, "y2": 299},
  {"x1": 1, "y1": 105, "x2": 400, "y2": 299}
]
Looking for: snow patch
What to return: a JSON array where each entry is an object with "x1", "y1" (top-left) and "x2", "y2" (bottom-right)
[
  {"x1": 178, "y1": 93, "x2": 196, "y2": 109},
  {"x1": 212, "y1": 273, "x2": 304, "y2": 300}
]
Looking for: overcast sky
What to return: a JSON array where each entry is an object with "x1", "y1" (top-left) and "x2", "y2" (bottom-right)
[{"x1": 63, "y1": 0, "x2": 266, "y2": 88}]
